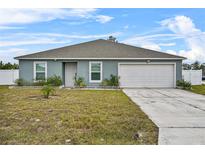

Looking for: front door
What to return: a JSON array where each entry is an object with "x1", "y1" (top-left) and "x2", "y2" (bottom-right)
[{"x1": 65, "y1": 63, "x2": 77, "y2": 87}]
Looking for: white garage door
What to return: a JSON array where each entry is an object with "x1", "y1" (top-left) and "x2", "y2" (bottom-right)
[{"x1": 119, "y1": 64, "x2": 175, "y2": 88}]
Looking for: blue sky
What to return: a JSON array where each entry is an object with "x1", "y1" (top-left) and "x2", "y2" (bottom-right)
[{"x1": 0, "y1": 8, "x2": 205, "y2": 63}]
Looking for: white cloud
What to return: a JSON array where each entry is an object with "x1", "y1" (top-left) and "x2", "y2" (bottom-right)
[
  {"x1": 0, "y1": 26, "x2": 24, "y2": 30},
  {"x1": 123, "y1": 15, "x2": 205, "y2": 62},
  {"x1": 0, "y1": 38, "x2": 70, "y2": 47},
  {"x1": 165, "y1": 49, "x2": 178, "y2": 55},
  {"x1": 0, "y1": 9, "x2": 65, "y2": 25},
  {"x1": 138, "y1": 42, "x2": 176, "y2": 51},
  {"x1": 0, "y1": 48, "x2": 28, "y2": 56},
  {"x1": 67, "y1": 8, "x2": 97, "y2": 18},
  {"x1": 122, "y1": 33, "x2": 180, "y2": 51},
  {"x1": 124, "y1": 33, "x2": 182, "y2": 42},
  {"x1": 13, "y1": 32, "x2": 121, "y2": 39},
  {"x1": 158, "y1": 42, "x2": 176, "y2": 46},
  {"x1": 123, "y1": 36, "x2": 175, "y2": 51},
  {"x1": 161, "y1": 15, "x2": 205, "y2": 62},
  {"x1": 0, "y1": 48, "x2": 28, "y2": 63},
  {"x1": 123, "y1": 25, "x2": 129, "y2": 30},
  {"x1": 141, "y1": 42, "x2": 161, "y2": 51},
  {"x1": 65, "y1": 21, "x2": 87, "y2": 25},
  {"x1": 160, "y1": 16, "x2": 199, "y2": 35},
  {"x1": 123, "y1": 36, "x2": 161, "y2": 51},
  {"x1": 0, "y1": 9, "x2": 113, "y2": 26},
  {"x1": 0, "y1": 32, "x2": 121, "y2": 47},
  {"x1": 96, "y1": 15, "x2": 113, "y2": 23}
]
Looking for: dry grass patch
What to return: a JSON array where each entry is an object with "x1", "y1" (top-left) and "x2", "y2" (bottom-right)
[{"x1": 0, "y1": 86, "x2": 158, "y2": 144}]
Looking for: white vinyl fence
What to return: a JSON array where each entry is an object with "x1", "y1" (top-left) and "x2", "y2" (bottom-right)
[
  {"x1": 0, "y1": 69, "x2": 19, "y2": 85},
  {"x1": 182, "y1": 70, "x2": 202, "y2": 85}
]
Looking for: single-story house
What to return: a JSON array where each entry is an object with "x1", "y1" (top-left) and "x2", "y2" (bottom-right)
[{"x1": 15, "y1": 39, "x2": 185, "y2": 88}]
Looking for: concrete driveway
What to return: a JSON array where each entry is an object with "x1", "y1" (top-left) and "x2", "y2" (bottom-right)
[{"x1": 123, "y1": 89, "x2": 205, "y2": 145}]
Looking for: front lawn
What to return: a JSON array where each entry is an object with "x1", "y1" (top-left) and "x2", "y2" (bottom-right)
[
  {"x1": 0, "y1": 86, "x2": 158, "y2": 144},
  {"x1": 191, "y1": 84, "x2": 205, "y2": 95}
]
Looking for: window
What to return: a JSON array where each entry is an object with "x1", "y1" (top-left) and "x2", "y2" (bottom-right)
[
  {"x1": 34, "y1": 61, "x2": 47, "y2": 81},
  {"x1": 89, "y1": 61, "x2": 102, "y2": 82}
]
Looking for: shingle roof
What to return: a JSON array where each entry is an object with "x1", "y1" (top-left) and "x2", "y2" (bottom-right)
[{"x1": 15, "y1": 39, "x2": 185, "y2": 60}]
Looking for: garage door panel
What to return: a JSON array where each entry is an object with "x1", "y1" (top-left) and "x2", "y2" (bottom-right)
[{"x1": 119, "y1": 64, "x2": 174, "y2": 88}]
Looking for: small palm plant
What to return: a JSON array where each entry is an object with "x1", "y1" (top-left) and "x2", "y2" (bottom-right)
[
  {"x1": 74, "y1": 76, "x2": 86, "y2": 88},
  {"x1": 41, "y1": 84, "x2": 55, "y2": 99}
]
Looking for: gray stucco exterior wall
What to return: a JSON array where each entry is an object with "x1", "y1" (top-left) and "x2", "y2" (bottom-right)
[
  {"x1": 19, "y1": 59, "x2": 182, "y2": 86},
  {"x1": 175, "y1": 60, "x2": 182, "y2": 81},
  {"x1": 19, "y1": 60, "x2": 63, "y2": 82},
  {"x1": 77, "y1": 61, "x2": 89, "y2": 84},
  {"x1": 19, "y1": 60, "x2": 34, "y2": 81},
  {"x1": 47, "y1": 61, "x2": 63, "y2": 79}
]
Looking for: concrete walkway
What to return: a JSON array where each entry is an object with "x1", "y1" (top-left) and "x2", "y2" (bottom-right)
[{"x1": 123, "y1": 89, "x2": 205, "y2": 145}]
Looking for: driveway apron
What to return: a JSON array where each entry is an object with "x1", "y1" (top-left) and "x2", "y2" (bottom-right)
[{"x1": 123, "y1": 89, "x2": 205, "y2": 145}]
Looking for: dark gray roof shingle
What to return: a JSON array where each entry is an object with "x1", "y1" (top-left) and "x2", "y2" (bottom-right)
[{"x1": 15, "y1": 39, "x2": 185, "y2": 59}]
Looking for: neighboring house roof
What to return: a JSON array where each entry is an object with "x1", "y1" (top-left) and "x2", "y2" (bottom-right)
[{"x1": 15, "y1": 39, "x2": 186, "y2": 60}]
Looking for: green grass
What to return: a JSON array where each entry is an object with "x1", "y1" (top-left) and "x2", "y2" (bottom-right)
[
  {"x1": 190, "y1": 84, "x2": 205, "y2": 95},
  {"x1": 0, "y1": 86, "x2": 158, "y2": 145}
]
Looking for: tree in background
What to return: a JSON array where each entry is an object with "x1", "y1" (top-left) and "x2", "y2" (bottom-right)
[
  {"x1": 183, "y1": 61, "x2": 205, "y2": 77},
  {"x1": 201, "y1": 63, "x2": 205, "y2": 77},
  {"x1": 183, "y1": 61, "x2": 204, "y2": 70},
  {"x1": 182, "y1": 63, "x2": 191, "y2": 70},
  {"x1": 0, "y1": 61, "x2": 19, "y2": 69},
  {"x1": 107, "y1": 36, "x2": 118, "y2": 42},
  {"x1": 191, "y1": 61, "x2": 201, "y2": 70}
]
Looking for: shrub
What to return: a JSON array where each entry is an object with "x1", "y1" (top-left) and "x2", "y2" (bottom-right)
[
  {"x1": 41, "y1": 84, "x2": 55, "y2": 99},
  {"x1": 101, "y1": 74, "x2": 120, "y2": 87},
  {"x1": 47, "y1": 75, "x2": 62, "y2": 86},
  {"x1": 15, "y1": 79, "x2": 32, "y2": 86},
  {"x1": 177, "y1": 80, "x2": 191, "y2": 90},
  {"x1": 33, "y1": 80, "x2": 47, "y2": 86},
  {"x1": 15, "y1": 79, "x2": 24, "y2": 86},
  {"x1": 100, "y1": 79, "x2": 110, "y2": 87},
  {"x1": 74, "y1": 76, "x2": 86, "y2": 87},
  {"x1": 109, "y1": 74, "x2": 120, "y2": 86},
  {"x1": 15, "y1": 75, "x2": 62, "y2": 87}
]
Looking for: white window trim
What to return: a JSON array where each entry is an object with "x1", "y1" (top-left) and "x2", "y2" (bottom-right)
[
  {"x1": 33, "y1": 61, "x2": 47, "y2": 81},
  {"x1": 89, "y1": 61, "x2": 103, "y2": 83}
]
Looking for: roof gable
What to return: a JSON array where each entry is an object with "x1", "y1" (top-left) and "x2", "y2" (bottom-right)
[{"x1": 15, "y1": 39, "x2": 186, "y2": 60}]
